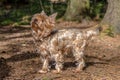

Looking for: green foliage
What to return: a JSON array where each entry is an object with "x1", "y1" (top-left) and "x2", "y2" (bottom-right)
[
  {"x1": 42, "y1": 77, "x2": 51, "y2": 80},
  {"x1": 0, "y1": 0, "x2": 107, "y2": 26},
  {"x1": 0, "y1": 8, "x2": 31, "y2": 26},
  {"x1": 0, "y1": 0, "x2": 67, "y2": 26},
  {"x1": 90, "y1": 0, "x2": 107, "y2": 19},
  {"x1": 94, "y1": 3, "x2": 103, "y2": 14},
  {"x1": 1, "y1": 19, "x2": 14, "y2": 26},
  {"x1": 104, "y1": 26, "x2": 115, "y2": 37}
]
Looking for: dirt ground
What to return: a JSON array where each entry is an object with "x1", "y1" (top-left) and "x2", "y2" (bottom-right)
[{"x1": 0, "y1": 22, "x2": 120, "y2": 80}]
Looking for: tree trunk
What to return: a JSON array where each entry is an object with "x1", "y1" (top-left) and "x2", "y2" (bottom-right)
[
  {"x1": 102, "y1": 0, "x2": 120, "y2": 34},
  {"x1": 64, "y1": 0, "x2": 89, "y2": 21}
]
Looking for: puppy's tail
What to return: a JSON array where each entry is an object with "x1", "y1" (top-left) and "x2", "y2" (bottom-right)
[
  {"x1": 96, "y1": 26, "x2": 103, "y2": 34},
  {"x1": 86, "y1": 25, "x2": 102, "y2": 38}
]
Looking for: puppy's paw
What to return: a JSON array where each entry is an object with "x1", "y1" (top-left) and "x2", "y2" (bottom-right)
[
  {"x1": 72, "y1": 69, "x2": 83, "y2": 73},
  {"x1": 38, "y1": 70, "x2": 48, "y2": 74},
  {"x1": 52, "y1": 70, "x2": 62, "y2": 74}
]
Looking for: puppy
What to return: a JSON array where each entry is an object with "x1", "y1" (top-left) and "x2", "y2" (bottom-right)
[{"x1": 31, "y1": 11, "x2": 101, "y2": 73}]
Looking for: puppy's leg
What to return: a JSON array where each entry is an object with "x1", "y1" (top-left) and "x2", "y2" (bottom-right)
[
  {"x1": 39, "y1": 59, "x2": 49, "y2": 73},
  {"x1": 53, "y1": 51, "x2": 64, "y2": 73},
  {"x1": 38, "y1": 51, "x2": 50, "y2": 74},
  {"x1": 74, "y1": 51, "x2": 85, "y2": 72},
  {"x1": 39, "y1": 57, "x2": 50, "y2": 73},
  {"x1": 73, "y1": 40, "x2": 86, "y2": 72}
]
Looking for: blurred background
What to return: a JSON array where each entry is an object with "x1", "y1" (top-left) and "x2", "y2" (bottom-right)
[{"x1": 0, "y1": 0, "x2": 107, "y2": 26}]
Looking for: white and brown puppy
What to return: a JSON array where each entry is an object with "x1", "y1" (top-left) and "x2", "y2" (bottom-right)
[{"x1": 31, "y1": 11, "x2": 101, "y2": 74}]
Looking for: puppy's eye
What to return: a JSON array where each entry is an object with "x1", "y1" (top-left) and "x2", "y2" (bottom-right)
[{"x1": 34, "y1": 19, "x2": 38, "y2": 23}]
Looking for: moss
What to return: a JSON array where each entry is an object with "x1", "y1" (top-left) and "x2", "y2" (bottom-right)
[
  {"x1": 103, "y1": 26, "x2": 115, "y2": 37},
  {"x1": 42, "y1": 77, "x2": 52, "y2": 80}
]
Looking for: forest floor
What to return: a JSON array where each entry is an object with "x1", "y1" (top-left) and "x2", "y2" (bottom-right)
[{"x1": 0, "y1": 21, "x2": 120, "y2": 80}]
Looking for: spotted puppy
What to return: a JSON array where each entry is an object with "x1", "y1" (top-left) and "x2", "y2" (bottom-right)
[{"x1": 31, "y1": 11, "x2": 101, "y2": 74}]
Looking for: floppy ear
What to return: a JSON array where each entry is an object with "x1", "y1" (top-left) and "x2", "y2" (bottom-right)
[{"x1": 49, "y1": 13, "x2": 57, "y2": 21}]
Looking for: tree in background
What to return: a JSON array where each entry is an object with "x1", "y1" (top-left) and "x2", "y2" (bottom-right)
[
  {"x1": 102, "y1": 0, "x2": 120, "y2": 34},
  {"x1": 64, "y1": 0, "x2": 90, "y2": 21},
  {"x1": 1, "y1": 0, "x2": 120, "y2": 35}
]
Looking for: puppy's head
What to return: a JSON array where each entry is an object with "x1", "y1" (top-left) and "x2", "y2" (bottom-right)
[{"x1": 31, "y1": 11, "x2": 57, "y2": 39}]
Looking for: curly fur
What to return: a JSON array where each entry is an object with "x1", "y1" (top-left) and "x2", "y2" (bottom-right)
[{"x1": 31, "y1": 11, "x2": 101, "y2": 73}]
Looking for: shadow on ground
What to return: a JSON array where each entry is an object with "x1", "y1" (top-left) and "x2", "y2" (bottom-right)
[
  {"x1": 0, "y1": 57, "x2": 11, "y2": 80},
  {"x1": 0, "y1": 26, "x2": 30, "y2": 34},
  {"x1": 6, "y1": 51, "x2": 39, "y2": 62}
]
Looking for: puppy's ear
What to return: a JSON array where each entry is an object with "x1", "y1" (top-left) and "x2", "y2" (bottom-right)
[
  {"x1": 41, "y1": 10, "x2": 46, "y2": 15},
  {"x1": 49, "y1": 13, "x2": 57, "y2": 21}
]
